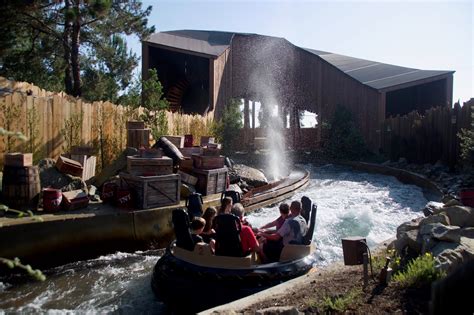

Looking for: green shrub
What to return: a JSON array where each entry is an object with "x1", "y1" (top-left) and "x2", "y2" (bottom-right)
[
  {"x1": 213, "y1": 98, "x2": 243, "y2": 154},
  {"x1": 458, "y1": 107, "x2": 474, "y2": 168},
  {"x1": 311, "y1": 288, "x2": 361, "y2": 313},
  {"x1": 393, "y1": 253, "x2": 444, "y2": 288},
  {"x1": 324, "y1": 105, "x2": 367, "y2": 160}
]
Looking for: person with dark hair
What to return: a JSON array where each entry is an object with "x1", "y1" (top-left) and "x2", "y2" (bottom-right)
[
  {"x1": 231, "y1": 203, "x2": 259, "y2": 256},
  {"x1": 258, "y1": 200, "x2": 308, "y2": 262},
  {"x1": 200, "y1": 206, "x2": 217, "y2": 243},
  {"x1": 258, "y1": 202, "x2": 290, "y2": 232},
  {"x1": 218, "y1": 197, "x2": 233, "y2": 215},
  {"x1": 190, "y1": 217, "x2": 206, "y2": 247}
]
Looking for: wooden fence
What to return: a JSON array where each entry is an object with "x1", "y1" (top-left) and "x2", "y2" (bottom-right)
[
  {"x1": 0, "y1": 77, "x2": 214, "y2": 170},
  {"x1": 380, "y1": 99, "x2": 473, "y2": 167}
]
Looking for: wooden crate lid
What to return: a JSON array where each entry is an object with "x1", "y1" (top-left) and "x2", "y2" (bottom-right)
[
  {"x1": 127, "y1": 155, "x2": 173, "y2": 165},
  {"x1": 192, "y1": 167, "x2": 228, "y2": 175}
]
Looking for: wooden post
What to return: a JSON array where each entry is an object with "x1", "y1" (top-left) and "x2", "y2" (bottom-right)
[{"x1": 363, "y1": 252, "x2": 369, "y2": 288}]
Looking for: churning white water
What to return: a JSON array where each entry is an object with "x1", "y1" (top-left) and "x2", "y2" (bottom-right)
[
  {"x1": 0, "y1": 164, "x2": 428, "y2": 313},
  {"x1": 248, "y1": 164, "x2": 427, "y2": 265}
]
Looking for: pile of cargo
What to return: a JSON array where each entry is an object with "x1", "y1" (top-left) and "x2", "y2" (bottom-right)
[{"x1": 1, "y1": 146, "x2": 97, "y2": 213}]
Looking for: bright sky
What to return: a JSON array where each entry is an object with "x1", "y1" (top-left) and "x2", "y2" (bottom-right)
[{"x1": 127, "y1": 0, "x2": 473, "y2": 104}]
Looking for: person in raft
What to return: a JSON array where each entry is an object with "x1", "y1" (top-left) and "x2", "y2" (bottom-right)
[
  {"x1": 200, "y1": 206, "x2": 217, "y2": 243},
  {"x1": 257, "y1": 202, "x2": 290, "y2": 233},
  {"x1": 218, "y1": 197, "x2": 233, "y2": 215},
  {"x1": 257, "y1": 200, "x2": 308, "y2": 262},
  {"x1": 231, "y1": 203, "x2": 259, "y2": 256},
  {"x1": 190, "y1": 217, "x2": 206, "y2": 246}
]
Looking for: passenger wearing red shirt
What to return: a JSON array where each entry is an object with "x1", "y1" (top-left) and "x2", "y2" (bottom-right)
[{"x1": 231, "y1": 203, "x2": 259, "y2": 256}]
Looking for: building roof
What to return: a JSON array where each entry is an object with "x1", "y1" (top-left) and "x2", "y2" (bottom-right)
[
  {"x1": 303, "y1": 48, "x2": 453, "y2": 90},
  {"x1": 144, "y1": 30, "x2": 454, "y2": 91}
]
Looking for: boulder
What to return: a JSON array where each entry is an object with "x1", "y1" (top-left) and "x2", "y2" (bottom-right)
[
  {"x1": 431, "y1": 225, "x2": 461, "y2": 243},
  {"x1": 38, "y1": 158, "x2": 87, "y2": 192},
  {"x1": 443, "y1": 206, "x2": 474, "y2": 227},
  {"x1": 230, "y1": 164, "x2": 269, "y2": 188},
  {"x1": 443, "y1": 199, "x2": 463, "y2": 207},
  {"x1": 433, "y1": 237, "x2": 474, "y2": 273},
  {"x1": 461, "y1": 227, "x2": 474, "y2": 238},
  {"x1": 419, "y1": 213, "x2": 450, "y2": 226},
  {"x1": 395, "y1": 229, "x2": 421, "y2": 254},
  {"x1": 396, "y1": 218, "x2": 422, "y2": 239},
  {"x1": 424, "y1": 201, "x2": 444, "y2": 216}
]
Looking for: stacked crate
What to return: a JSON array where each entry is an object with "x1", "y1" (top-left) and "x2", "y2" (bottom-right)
[
  {"x1": 178, "y1": 135, "x2": 227, "y2": 196},
  {"x1": 119, "y1": 153, "x2": 180, "y2": 209},
  {"x1": 126, "y1": 121, "x2": 151, "y2": 149}
]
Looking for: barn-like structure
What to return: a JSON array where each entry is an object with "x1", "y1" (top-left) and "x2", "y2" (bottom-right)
[{"x1": 142, "y1": 30, "x2": 454, "y2": 151}]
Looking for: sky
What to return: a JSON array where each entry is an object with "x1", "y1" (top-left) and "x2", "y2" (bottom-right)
[{"x1": 127, "y1": 0, "x2": 473, "y2": 104}]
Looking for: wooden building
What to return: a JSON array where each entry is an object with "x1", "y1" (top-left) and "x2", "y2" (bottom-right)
[{"x1": 142, "y1": 30, "x2": 454, "y2": 151}]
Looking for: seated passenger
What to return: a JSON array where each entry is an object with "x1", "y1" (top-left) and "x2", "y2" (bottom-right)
[
  {"x1": 231, "y1": 203, "x2": 259, "y2": 256},
  {"x1": 200, "y1": 206, "x2": 217, "y2": 243},
  {"x1": 218, "y1": 196, "x2": 233, "y2": 215},
  {"x1": 257, "y1": 202, "x2": 290, "y2": 233},
  {"x1": 190, "y1": 217, "x2": 206, "y2": 247},
  {"x1": 257, "y1": 200, "x2": 308, "y2": 262}
]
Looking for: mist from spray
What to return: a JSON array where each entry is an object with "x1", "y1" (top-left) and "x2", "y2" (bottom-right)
[{"x1": 247, "y1": 37, "x2": 295, "y2": 181}]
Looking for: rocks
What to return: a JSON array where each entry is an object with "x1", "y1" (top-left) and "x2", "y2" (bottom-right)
[
  {"x1": 442, "y1": 206, "x2": 474, "y2": 227},
  {"x1": 461, "y1": 227, "x2": 474, "y2": 238},
  {"x1": 38, "y1": 158, "x2": 87, "y2": 192},
  {"x1": 229, "y1": 164, "x2": 269, "y2": 188},
  {"x1": 396, "y1": 218, "x2": 422, "y2": 239},
  {"x1": 419, "y1": 213, "x2": 450, "y2": 226},
  {"x1": 433, "y1": 237, "x2": 474, "y2": 273},
  {"x1": 422, "y1": 201, "x2": 444, "y2": 216},
  {"x1": 431, "y1": 225, "x2": 461, "y2": 243}
]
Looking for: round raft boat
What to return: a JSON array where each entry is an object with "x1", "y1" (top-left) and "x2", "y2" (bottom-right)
[{"x1": 151, "y1": 198, "x2": 318, "y2": 312}]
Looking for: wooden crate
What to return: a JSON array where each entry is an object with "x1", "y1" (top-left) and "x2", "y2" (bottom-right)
[
  {"x1": 200, "y1": 136, "x2": 215, "y2": 146},
  {"x1": 127, "y1": 121, "x2": 145, "y2": 130},
  {"x1": 70, "y1": 154, "x2": 97, "y2": 181},
  {"x1": 56, "y1": 155, "x2": 83, "y2": 177},
  {"x1": 193, "y1": 167, "x2": 228, "y2": 196},
  {"x1": 120, "y1": 173, "x2": 180, "y2": 209},
  {"x1": 178, "y1": 170, "x2": 198, "y2": 186},
  {"x1": 179, "y1": 146, "x2": 202, "y2": 157},
  {"x1": 139, "y1": 148, "x2": 163, "y2": 158},
  {"x1": 202, "y1": 147, "x2": 221, "y2": 156},
  {"x1": 192, "y1": 154, "x2": 225, "y2": 170},
  {"x1": 4, "y1": 153, "x2": 33, "y2": 167},
  {"x1": 127, "y1": 156, "x2": 173, "y2": 176},
  {"x1": 179, "y1": 157, "x2": 193, "y2": 172},
  {"x1": 127, "y1": 129, "x2": 150, "y2": 149},
  {"x1": 62, "y1": 189, "x2": 89, "y2": 210},
  {"x1": 164, "y1": 135, "x2": 184, "y2": 148}
]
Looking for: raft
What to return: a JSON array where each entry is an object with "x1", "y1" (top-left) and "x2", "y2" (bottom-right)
[{"x1": 151, "y1": 198, "x2": 318, "y2": 312}]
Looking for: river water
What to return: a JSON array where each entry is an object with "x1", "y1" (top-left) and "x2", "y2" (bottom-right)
[{"x1": 0, "y1": 164, "x2": 428, "y2": 313}]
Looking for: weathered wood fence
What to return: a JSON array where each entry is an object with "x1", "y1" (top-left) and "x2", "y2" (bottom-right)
[
  {"x1": 0, "y1": 77, "x2": 214, "y2": 170},
  {"x1": 380, "y1": 99, "x2": 473, "y2": 167}
]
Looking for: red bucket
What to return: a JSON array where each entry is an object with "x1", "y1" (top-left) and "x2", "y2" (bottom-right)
[
  {"x1": 42, "y1": 188, "x2": 62, "y2": 212},
  {"x1": 184, "y1": 134, "x2": 194, "y2": 147},
  {"x1": 460, "y1": 189, "x2": 474, "y2": 207}
]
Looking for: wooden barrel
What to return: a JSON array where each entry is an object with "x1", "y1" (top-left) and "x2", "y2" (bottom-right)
[{"x1": 2, "y1": 165, "x2": 40, "y2": 210}]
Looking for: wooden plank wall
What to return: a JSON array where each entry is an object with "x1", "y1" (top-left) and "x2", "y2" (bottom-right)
[
  {"x1": 380, "y1": 99, "x2": 473, "y2": 166},
  {"x1": 0, "y1": 77, "x2": 214, "y2": 170}
]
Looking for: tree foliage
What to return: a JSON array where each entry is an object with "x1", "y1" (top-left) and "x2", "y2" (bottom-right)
[
  {"x1": 458, "y1": 109, "x2": 474, "y2": 168},
  {"x1": 0, "y1": 0, "x2": 154, "y2": 101},
  {"x1": 324, "y1": 105, "x2": 367, "y2": 160},
  {"x1": 213, "y1": 99, "x2": 243, "y2": 154}
]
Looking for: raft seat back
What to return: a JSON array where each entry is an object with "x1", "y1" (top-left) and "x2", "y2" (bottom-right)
[
  {"x1": 301, "y1": 196, "x2": 312, "y2": 223},
  {"x1": 279, "y1": 243, "x2": 314, "y2": 262},
  {"x1": 302, "y1": 204, "x2": 318, "y2": 245},
  {"x1": 214, "y1": 214, "x2": 243, "y2": 257},
  {"x1": 172, "y1": 208, "x2": 195, "y2": 251},
  {"x1": 172, "y1": 244, "x2": 253, "y2": 269}
]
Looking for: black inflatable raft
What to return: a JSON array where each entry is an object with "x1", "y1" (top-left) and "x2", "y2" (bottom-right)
[{"x1": 151, "y1": 197, "x2": 318, "y2": 313}]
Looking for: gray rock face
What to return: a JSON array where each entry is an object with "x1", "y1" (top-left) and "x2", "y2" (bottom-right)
[
  {"x1": 461, "y1": 227, "x2": 474, "y2": 238},
  {"x1": 443, "y1": 206, "x2": 474, "y2": 227},
  {"x1": 433, "y1": 237, "x2": 474, "y2": 273},
  {"x1": 424, "y1": 201, "x2": 445, "y2": 215},
  {"x1": 419, "y1": 213, "x2": 450, "y2": 226},
  {"x1": 395, "y1": 229, "x2": 421, "y2": 254},
  {"x1": 431, "y1": 225, "x2": 461, "y2": 243},
  {"x1": 396, "y1": 218, "x2": 422, "y2": 239},
  {"x1": 230, "y1": 164, "x2": 269, "y2": 188},
  {"x1": 38, "y1": 158, "x2": 87, "y2": 192}
]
